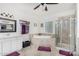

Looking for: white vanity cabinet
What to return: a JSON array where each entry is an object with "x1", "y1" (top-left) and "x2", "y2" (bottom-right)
[
  {"x1": 0, "y1": 37, "x2": 23, "y2": 56},
  {"x1": 0, "y1": 35, "x2": 30, "y2": 56}
]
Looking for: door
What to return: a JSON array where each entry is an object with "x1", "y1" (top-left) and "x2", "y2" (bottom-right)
[{"x1": 61, "y1": 19, "x2": 70, "y2": 50}]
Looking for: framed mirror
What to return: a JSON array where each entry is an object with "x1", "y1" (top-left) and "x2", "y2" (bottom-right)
[{"x1": 0, "y1": 17, "x2": 16, "y2": 32}]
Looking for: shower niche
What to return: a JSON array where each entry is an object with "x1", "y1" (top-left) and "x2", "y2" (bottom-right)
[{"x1": 55, "y1": 15, "x2": 76, "y2": 51}]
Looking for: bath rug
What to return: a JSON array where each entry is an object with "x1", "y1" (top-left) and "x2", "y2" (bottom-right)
[
  {"x1": 6, "y1": 51, "x2": 20, "y2": 56},
  {"x1": 38, "y1": 46, "x2": 51, "y2": 52},
  {"x1": 59, "y1": 50, "x2": 73, "y2": 56}
]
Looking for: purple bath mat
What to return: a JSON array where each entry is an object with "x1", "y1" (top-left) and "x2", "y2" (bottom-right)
[
  {"x1": 6, "y1": 51, "x2": 20, "y2": 56},
  {"x1": 59, "y1": 50, "x2": 73, "y2": 56},
  {"x1": 38, "y1": 46, "x2": 51, "y2": 52}
]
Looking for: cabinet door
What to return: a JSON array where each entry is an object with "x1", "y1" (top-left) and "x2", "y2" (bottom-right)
[
  {"x1": 16, "y1": 39, "x2": 22, "y2": 50},
  {"x1": 2, "y1": 40, "x2": 12, "y2": 55},
  {"x1": 11, "y1": 38, "x2": 22, "y2": 52},
  {"x1": 10, "y1": 38, "x2": 17, "y2": 52}
]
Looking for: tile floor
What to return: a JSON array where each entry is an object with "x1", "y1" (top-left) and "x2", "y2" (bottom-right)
[
  {"x1": 18, "y1": 45, "x2": 61, "y2": 56},
  {"x1": 18, "y1": 38, "x2": 62, "y2": 56}
]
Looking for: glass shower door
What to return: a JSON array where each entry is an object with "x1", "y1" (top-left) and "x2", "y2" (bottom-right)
[
  {"x1": 61, "y1": 18, "x2": 70, "y2": 50},
  {"x1": 55, "y1": 16, "x2": 76, "y2": 51},
  {"x1": 55, "y1": 20, "x2": 61, "y2": 47}
]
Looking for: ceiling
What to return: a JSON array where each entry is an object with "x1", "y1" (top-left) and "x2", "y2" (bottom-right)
[
  {"x1": 0, "y1": 3, "x2": 76, "y2": 21},
  {"x1": 24, "y1": 3, "x2": 76, "y2": 20}
]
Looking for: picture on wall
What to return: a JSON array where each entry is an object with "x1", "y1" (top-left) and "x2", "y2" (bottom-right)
[{"x1": 0, "y1": 17, "x2": 16, "y2": 32}]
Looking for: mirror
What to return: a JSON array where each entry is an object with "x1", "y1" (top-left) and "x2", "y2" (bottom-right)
[{"x1": 0, "y1": 17, "x2": 16, "y2": 32}]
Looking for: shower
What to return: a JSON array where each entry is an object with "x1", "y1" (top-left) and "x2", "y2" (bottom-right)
[{"x1": 55, "y1": 15, "x2": 76, "y2": 52}]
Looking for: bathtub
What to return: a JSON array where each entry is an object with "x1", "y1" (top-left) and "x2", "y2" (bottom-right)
[{"x1": 33, "y1": 35, "x2": 51, "y2": 39}]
